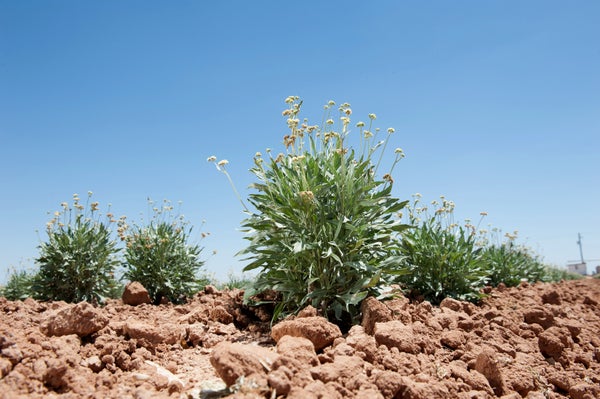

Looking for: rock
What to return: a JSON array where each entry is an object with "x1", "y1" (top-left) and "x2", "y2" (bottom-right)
[
  {"x1": 541, "y1": 289, "x2": 562, "y2": 305},
  {"x1": 440, "y1": 330, "x2": 466, "y2": 349},
  {"x1": 545, "y1": 367, "x2": 573, "y2": 392},
  {"x1": 43, "y1": 358, "x2": 68, "y2": 390},
  {"x1": 361, "y1": 296, "x2": 393, "y2": 335},
  {"x1": 122, "y1": 282, "x2": 152, "y2": 306},
  {"x1": 401, "y1": 381, "x2": 449, "y2": 399},
  {"x1": 474, "y1": 347, "x2": 507, "y2": 396},
  {"x1": 583, "y1": 295, "x2": 597, "y2": 306},
  {"x1": 0, "y1": 357, "x2": 13, "y2": 378},
  {"x1": 503, "y1": 366, "x2": 536, "y2": 397},
  {"x1": 123, "y1": 321, "x2": 186, "y2": 346},
  {"x1": 523, "y1": 307, "x2": 554, "y2": 329},
  {"x1": 143, "y1": 360, "x2": 185, "y2": 393},
  {"x1": 1, "y1": 346, "x2": 23, "y2": 365},
  {"x1": 371, "y1": 370, "x2": 405, "y2": 399},
  {"x1": 345, "y1": 325, "x2": 378, "y2": 360},
  {"x1": 559, "y1": 319, "x2": 583, "y2": 339},
  {"x1": 41, "y1": 302, "x2": 109, "y2": 337},
  {"x1": 355, "y1": 387, "x2": 385, "y2": 399},
  {"x1": 538, "y1": 326, "x2": 572, "y2": 361},
  {"x1": 268, "y1": 367, "x2": 293, "y2": 396},
  {"x1": 310, "y1": 355, "x2": 364, "y2": 384},
  {"x1": 569, "y1": 383, "x2": 600, "y2": 399},
  {"x1": 448, "y1": 362, "x2": 493, "y2": 395},
  {"x1": 81, "y1": 355, "x2": 103, "y2": 372},
  {"x1": 439, "y1": 297, "x2": 463, "y2": 312},
  {"x1": 276, "y1": 335, "x2": 318, "y2": 366},
  {"x1": 204, "y1": 285, "x2": 220, "y2": 295},
  {"x1": 271, "y1": 316, "x2": 342, "y2": 351},
  {"x1": 379, "y1": 347, "x2": 421, "y2": 375},
  {"x1": 210, "y1": 342, "x2": 279, "y2": 386},
  {"x1": 297, "y1": 305, "x2": 318, "y2": 318},
  {"x1": 373, "y1": 320, "x2": 420, "y2": 354},
  {"x1": 209, "y1": 305, "x2": 234, "y2": 324}
]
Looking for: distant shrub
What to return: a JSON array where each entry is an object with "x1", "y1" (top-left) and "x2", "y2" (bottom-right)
[
  {"x1": 122, "y1": 200, "x2": 207, "y2": 304},
  {"x1": 543, "y1": 266, "x2": 584, "y2": 282},
  {"x1": 482, "y1": 242, "x2": 547, "y2": 287},
  {"x1": 397, "y1": 196, "x2": 488, "y2": 304},
  {"x1": 218, "y1": 271, "x2": 256, "y2": 291},
  {"x1": 33, "y1": 193, "x2": 121, "y2": 303},
  {"x1": 0, "y1": 268, "x2": 36, "y2": 300}
]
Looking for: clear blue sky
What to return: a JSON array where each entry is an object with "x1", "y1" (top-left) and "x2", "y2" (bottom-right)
[{"x1": 1, "y1": 1, "x2": 599, "y2": 284}]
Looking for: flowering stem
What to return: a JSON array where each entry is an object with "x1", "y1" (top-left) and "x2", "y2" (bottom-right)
[
  {"x1": 375, "y1": 134, "x2": 390, "y2": 174},
  {"x1": 218, "y1": 167, "x2": 249, "y2": 213}
]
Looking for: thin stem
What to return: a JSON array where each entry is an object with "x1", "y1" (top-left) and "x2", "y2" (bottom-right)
[
  {"x1": 375, "y1": 133, "x2": 391, "y2": 174},
  {"x1": 219, "y1": 167, "x2": 249, "y2": 213}
]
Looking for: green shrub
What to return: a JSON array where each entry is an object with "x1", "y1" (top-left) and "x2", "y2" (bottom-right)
[
  {"x1": 1, "y1": 267, "x2": 37, "y2": 300},
  {"x1": 122, "y1": 200, "x2": 207, "y2": 304},
  {"x1": 543, "y1": 266, "x2": 584, "y2": 282},
  {"x1": 482, "y1": 241, "x2": 547, "y2": 286},
  {"x1": 398, "y1": 196, "x2": 488, "y2": 303},
  {"x1": 33, "y1": 193, "x2": 121, "y2": 303},
  {"x1": 218, "y1": 271, "x2": 256, "y2": 290},
  {"x1": 222, "y1": 97, "x2": 409, "y2": 322}
]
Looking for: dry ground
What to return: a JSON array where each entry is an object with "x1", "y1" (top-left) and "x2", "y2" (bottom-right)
[{"x1": 1, "y1": 278, "x2": 599, "y2": 398}]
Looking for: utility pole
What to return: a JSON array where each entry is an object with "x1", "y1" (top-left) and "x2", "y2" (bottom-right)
[{"x1": 577, "y1": 233, "x2": 585, "y2": 264}]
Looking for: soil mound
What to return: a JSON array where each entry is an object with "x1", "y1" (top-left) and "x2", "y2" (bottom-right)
[{"x1": 1, "y1": 279, "x2": 599, "y2": 398}]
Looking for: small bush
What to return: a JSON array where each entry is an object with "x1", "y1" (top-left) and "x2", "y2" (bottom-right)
[
  {"x1": 543, "y1": 266, "x2": 584, "y2": 282},
  {"x1": 218, "y1": 271, "x2": 256, "y2": 290},
  {"x1": 398, "y1": 196, "x2": 488, "y2": 304},
  {"x1": 225, "y1": 97, "x2": 409, "y2": 322},
  {"x1": 0, "y1": 267, "x2": 37, "y2": 300},
  {"x1": 482, "y1": 242, "x2": 547, "y2": 286},
  {"x1": 33, "y1": 193, "x2": 121, "y2": 303},
  {"x1": 122, "y1": 200, "x2": 207, "y2": 304}
]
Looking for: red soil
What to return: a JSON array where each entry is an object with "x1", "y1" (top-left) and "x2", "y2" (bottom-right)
[{"x1": 1, "y1": 278, "x2": 599, "y2": 398}]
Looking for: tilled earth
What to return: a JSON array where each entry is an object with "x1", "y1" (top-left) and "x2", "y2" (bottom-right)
[{"x1": 1, "y1": 278, "x2": 599, "y2": 399}]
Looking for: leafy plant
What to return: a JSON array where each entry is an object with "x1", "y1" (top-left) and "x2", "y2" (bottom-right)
[
  {"x1": 543, "y1": 265, "x2": 584, "y2": 282},
  {"x1": 398, "y1": 195, "x2": 488, "y2": 304},
  {"x1": 482, "y1": 242, "x2": 547, "y2": 287},
  {"x1": 218, "y1": 271, "x2": 256, "y2": 290},
  {"x1": 216, "y1": 97, "x2": 409, "y2": 322},
  {"x1": 122, "y1": 199, "x2": 207, "y2": 304},
  {"x1": 33, "y1": 192, "x2": 121, "y2": 303},
  {"x1": 0, "y1": 267, "x2": 37, "y2": 300}
]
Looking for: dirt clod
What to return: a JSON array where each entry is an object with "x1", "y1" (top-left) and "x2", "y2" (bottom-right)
[{"x1": 122, "y1": 281, "x2": 152, "y2": 306}]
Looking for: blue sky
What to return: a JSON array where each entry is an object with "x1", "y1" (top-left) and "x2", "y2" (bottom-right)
[{"x1": 1, "y1": 1, "x2": 599, "y2": 284}]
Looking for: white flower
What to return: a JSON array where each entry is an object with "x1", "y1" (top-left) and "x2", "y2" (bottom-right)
[
  {"x1": 368, "y1": 113, "x2": 376, "y2": 120},
  {"x1": 217, "y1": 159, "x2": 229, "y2": 167},
  {"x1": 207, "y1": 155, "x2": 217, "y2": 162},
  {"x1": 356, "y1": 121, "x2": 365, "y2": 127},
  {"x1": 326, "y1": 119, "x2": 334, "y2": 125},
  {"x1": 387, "y1": 127, "x2": 395, "y2": 134}
]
